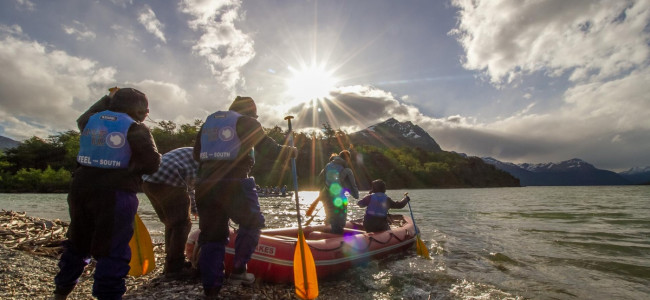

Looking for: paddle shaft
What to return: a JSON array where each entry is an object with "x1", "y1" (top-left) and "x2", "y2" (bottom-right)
[
  {"x1": 407, "y1": 201, "x2": 420, "y2": 236},
  {"x1": 285, "y1": 116, "x2": 309, "y2": 294}
]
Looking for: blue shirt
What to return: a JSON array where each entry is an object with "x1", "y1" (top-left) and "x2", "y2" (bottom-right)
[{"x1": 142, "y1": 147, "x2": 198, "y2": 188}]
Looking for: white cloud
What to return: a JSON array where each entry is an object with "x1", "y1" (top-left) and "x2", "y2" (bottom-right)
[
  {"x1": 14, "y1": 0, "x2": 34, "y2": 11},
  {"x1": 126, "y1": 79, "x2": 203, "y2": 125},
  {"x1": 179, "y1": 0, "x2": 255, "y2": 89},
  {"x1": 138, "y1": 4, "x2": 166, "y2": 43},
  {"x1": 0, "y1": 26, "x2": 115, "y2": 139},
  {"x1": 62, "y1": 21, "x2": 96, "y2": 41},
  {"x1": 451, "y1": 0, "x2": 650, "y2": 85}
]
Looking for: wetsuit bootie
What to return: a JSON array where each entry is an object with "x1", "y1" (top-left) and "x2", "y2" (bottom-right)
[{"x1": 229, "y1": 270, "x2": 255, "y2": 286}]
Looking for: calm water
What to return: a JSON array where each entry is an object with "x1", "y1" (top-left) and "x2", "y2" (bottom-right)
[{"x1": 1, "y1": 186, "x2": 649, "y2": 300}]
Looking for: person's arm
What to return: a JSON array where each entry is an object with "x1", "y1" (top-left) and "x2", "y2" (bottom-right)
[
  {"x1": 357, "y1": 194, "x2": 371, "y2": 207},
  {"x1": 389, "y1": 195, "x2": 410, "y2": 209},
  {"x1": 342, "y1": 168, "x2": 360, "y2": 199},
  {"x1": 77, "y1": 95, "x2": 111, "y2": 131},
  {"x1": 193, "y1": 126, "x2": 203, "y2": 161},
  {"x1": 127, "y1": 123, "x2": 161, "y2": 175},
  {"x1": 237, "y1": 116, "x2": 294, "y2": 158}
]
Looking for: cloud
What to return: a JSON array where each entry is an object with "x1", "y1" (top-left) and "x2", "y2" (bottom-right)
[
  {"x1": 444, "y1": 0, "x2": 650, "y2": 169},
  {"x1": 179, "y1": 0, "x2": 255, "y2": 89},
  {"x1": 13, "y1": 0, "x2": 34, "y2": 11},
  {"x1": 0, "y1": 26, "x2": 115, "y2": 139},
  {"x1": 126, "y1": 79, "x2": 205, "y2": 126},
  {"x1": 138, "y1": 4, "x2": 166, "y2": 43},
  {"x1": 62, "y1": 21, "x2": 96, "y2": 41},
  {"x1": 451, "y1": 0, "x2": 650, "y2": 85}
]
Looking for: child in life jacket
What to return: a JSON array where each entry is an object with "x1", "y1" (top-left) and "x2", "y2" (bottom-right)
[{"x1": 357, "y1": 179, "x2": 410, "y2": 232}]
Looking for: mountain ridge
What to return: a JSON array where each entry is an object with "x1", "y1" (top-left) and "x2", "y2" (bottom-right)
[
  {"x1": 348, "y1": 117, "x2": 442, "y2": 152},
  {"x1": 0, "y1": 136, "x2": 20, "y2": 150},
  {"x1": 482, "y1": 157, "x2": 639, "y2": 186}
]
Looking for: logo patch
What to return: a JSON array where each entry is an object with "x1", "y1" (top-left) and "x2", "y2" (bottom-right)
[
  {"x1": 106, "y1": 132, "x2": 126, "y2": 148},
  {"x1": 219, "y1": 126, "x2": 235, "y2": 141}
]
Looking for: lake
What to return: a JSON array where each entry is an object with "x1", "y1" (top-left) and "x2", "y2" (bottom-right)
[{"x1": 1, "y1": 186, "x2": 649, "y2": 299}]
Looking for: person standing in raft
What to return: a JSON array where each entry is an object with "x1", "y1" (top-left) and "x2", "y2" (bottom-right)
[
  {"x1": 357, "y1": 179, "x2": 410, "y2": 232},
  {"x1": 193, "y1": 96, "x2": 297, "y2": 299},
  {"x1": 53, "y1": 88, "x2": 161, "y2": 300},
  {"x1": 141, "y1": 147, "x2": 198, "y2": 280},
  {"x1": 318, "y1": 150, "x2": 360, "y2": 234}
]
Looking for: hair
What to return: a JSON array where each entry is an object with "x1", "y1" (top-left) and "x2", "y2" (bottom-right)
[
  {"x1": 109, "y1": 88, "x2": 149, "y2": 122},
  {"x1": 371, "y1": 179, "x2": 386, "y2": 193},
  {"x1": 329, "y1": 153, "x2": 338, "y2": 161},
  {"x1": 229, "y1": 96, "x2": 258, "y2": 118}
]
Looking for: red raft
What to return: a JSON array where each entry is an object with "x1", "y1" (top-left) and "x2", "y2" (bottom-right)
[{"x1": 223, "y1": 214, "x2": 417, "y2": 283}]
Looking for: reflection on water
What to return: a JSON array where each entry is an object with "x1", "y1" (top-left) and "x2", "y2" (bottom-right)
[{"x1": 1, "y1": 186, "x2": 649, "y2": 300}]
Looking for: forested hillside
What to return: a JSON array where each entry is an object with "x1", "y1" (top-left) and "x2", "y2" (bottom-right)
[{"x1": 0, "y1": 120, "x2": 519, "y2": 192}]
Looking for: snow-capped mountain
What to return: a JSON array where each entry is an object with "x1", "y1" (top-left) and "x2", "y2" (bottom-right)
[
  {"x1": 618, "y1": 166, "x2": 650, "y2": 185},
  {"x1": 482, "y1": 157, "x2": 632, "y2": 186},
  {"x1": 349, "y1": 118, "x2": 442, "y2": 152}
]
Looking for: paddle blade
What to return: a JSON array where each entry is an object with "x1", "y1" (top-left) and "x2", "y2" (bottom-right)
[
  {"x1": 294, "y1": 232, "x2": 318, "y2": 299},
  {"x1": 415, "y1": 234, "x2": 431, "y2": 259},
  {"x1": 128, "y1": 214, "x2": 156, "y2": 276},
  {"x1": 305, "y1": 197, "x2": 320, "y2": 216}
]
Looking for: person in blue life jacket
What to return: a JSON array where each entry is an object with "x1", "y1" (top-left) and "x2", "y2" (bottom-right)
[
  {"x1": 141, "y1": 147, "x2": 199, "y2": 280},
  {"x1": 318, "y1": 150, "x2": 360, "y2": 234},
  {"x1": 357, "y1": 179, "x2": 410, "y2": 233},
  {"x1": 53, "y1": 88, "x2": 161, "y2": 300},
  {"x1": 193, "y1": 96, "x2": 298, "y2": 299}
]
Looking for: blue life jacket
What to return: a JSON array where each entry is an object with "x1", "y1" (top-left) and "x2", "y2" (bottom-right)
[
  {"x1": 366, "y1": 192, "x2": 389, "y2": 217},
  {"x1": 77, "y1": 110, "x2": 134, "y2": 169},
  {"x1": 199, "y1": 111, "x2": 243, "y2": 161},
  {"x1": 324, "y1": 161, "x2": 345, "y2": 187}
]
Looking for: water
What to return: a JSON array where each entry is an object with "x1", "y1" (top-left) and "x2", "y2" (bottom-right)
[{"x1": 1, "y1": 186, "x2": 649, "y2": 299}]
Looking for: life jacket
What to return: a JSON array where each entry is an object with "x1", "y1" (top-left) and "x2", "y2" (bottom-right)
[
  {"x1": 199, "y1": 111, "x2": 244, "y2": 161},
  {"x1": 77, "y1": 110, "x2": 133, "y2": 169},
  {"x1": 324, "y1": 160, "x2": 345, "y2": 187},
  {"x1": 366, "y1": 192, "x2": 389, "y2": 217}
]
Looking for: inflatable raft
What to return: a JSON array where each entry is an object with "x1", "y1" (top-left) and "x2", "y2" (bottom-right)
[{"x1": 220, "y1": 214, "x2": 417, "y2": 283}]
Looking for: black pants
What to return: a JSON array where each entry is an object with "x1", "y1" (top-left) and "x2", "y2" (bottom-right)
[{"x1": 142, "y1": 181, "x2": 192, "y2": 273}]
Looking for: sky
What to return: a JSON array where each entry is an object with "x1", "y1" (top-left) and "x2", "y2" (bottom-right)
[{"x1": 0, "y1": 0, "x2": 649, "y2": 172}]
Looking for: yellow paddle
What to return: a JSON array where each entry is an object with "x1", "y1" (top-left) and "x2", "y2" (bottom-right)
[
  {"x1": 285, "y1": 116, "x2": 318, "y2": 300},
  {"x1": 128, "y1": 213, "x2": 156, "y2": 276},
  {"x1": 405, "y1": 193, "x2": 430, "y2": 259}
]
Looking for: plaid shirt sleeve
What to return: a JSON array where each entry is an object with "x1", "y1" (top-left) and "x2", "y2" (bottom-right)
[{"x1": 142, "y1": 147, "x2": 198, "y2": 187}]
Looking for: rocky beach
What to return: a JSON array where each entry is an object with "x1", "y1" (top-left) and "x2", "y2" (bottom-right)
[{"x1": 0, "y1": 210, "x2": 366, "y2": 300}]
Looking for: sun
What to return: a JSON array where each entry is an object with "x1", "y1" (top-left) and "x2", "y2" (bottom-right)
[{"x1": 286, "y1": 64, "x2": 338, "y2": 103}]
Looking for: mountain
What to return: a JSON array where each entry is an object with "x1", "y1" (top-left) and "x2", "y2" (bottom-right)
[
  {"x1": 482, "y1": 157, "x2": 632, "y2": 186},
  {"x1": 619, "y1": 166, "x2": 650, "y2": 185},
  {"x1": 0, "y1": 136, "x2": 20, "y2": 150},
  {"x1": 348, "y1": 118, "x2": 443, "y2": 152}
]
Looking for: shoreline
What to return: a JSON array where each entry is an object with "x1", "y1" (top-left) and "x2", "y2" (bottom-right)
[{"x1": 0, "y1": 210, "x2": 364, "y2": 299}]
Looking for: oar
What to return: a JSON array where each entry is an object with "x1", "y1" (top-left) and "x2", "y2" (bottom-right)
[
  {"x1": 128, "y1": 213, "x2": 156, "y2": 276},
  {"x1": 405, "y1": 193, "x2": 430, "y2": 259},
  {"x1": 305, "y1": 195, "x2": 320, "y2": 217},
  {"x1": 285, "y1": 116, "x2": 318, "y2": 300},
  {"x1": 303, "y1": 202, "x2": 323, "y2": 227}
]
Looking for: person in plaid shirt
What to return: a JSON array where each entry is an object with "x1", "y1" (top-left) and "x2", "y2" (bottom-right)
[{"x1": 142, "y1": 147, "x2": 198, "y2": 279}]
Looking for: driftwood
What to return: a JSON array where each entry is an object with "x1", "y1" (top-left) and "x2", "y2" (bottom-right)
[{"x1": 0, "y1": 210, "x2": 67, "y2": 257}]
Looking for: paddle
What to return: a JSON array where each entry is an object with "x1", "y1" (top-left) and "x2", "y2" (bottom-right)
[
  {"x1": 285, "y1": 116, "x2": 319, "y2": 300},
  {"x1": 405, "y1": 193, "x2": 430, "y2": 259},
  {"x1": 128, "y1": 213, "x2": 156, "y2": 276},
  {"x1": 305, "y1": 196, "x2": 320, "y2": 217}
]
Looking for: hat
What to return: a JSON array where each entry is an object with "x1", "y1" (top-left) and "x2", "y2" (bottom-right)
[
  {"x1": 109, "y1": 88, "x2": 149, "y2": 121},
  {"x1": 229, "y1": 96, "x2": 258, "y2": 118}
]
